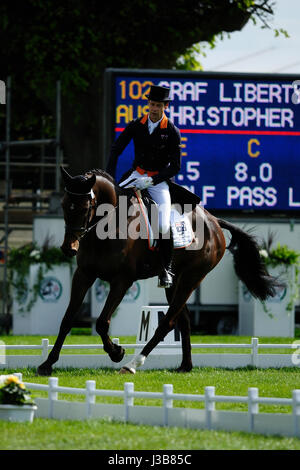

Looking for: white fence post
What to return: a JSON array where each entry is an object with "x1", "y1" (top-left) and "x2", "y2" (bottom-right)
[
  {"x1": 0, "y1": 340, "x2": 5, "y2": 366},
  {"x1": 48, "y1": 377, "x2": 58, "y2": 419},
  {"x1": 124, "y1": 382, "x2": 134, "y2": 423},
  {"x1": 86, "y1": 380, "x2": 96, "y2": 419},
  {"x1": 41, "y1": 339, "x2": 49, "y2": 361},
  {"x1": 292, "y1": 389, "x2": 300, "y2": 437},
  {"x1": 112, "y1": 338, "x2": 120, "y2": 346},
  {"x1": 251, "y1": 337, "x2": 259, "y2": 367},
  {"x1": 248, "y1": 387, "x2": 259, "y2": 432},
  {"x1": 205, "y1": 386, "x2": 215, "y2": 430},
  {"x1": 163, "y1": 384, "x2": 173, "y2": 426}
]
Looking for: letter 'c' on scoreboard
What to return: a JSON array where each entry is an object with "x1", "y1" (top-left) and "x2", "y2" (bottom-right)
[{"x1": 248, "y1": 138, "x2": 260, "y2": 158}]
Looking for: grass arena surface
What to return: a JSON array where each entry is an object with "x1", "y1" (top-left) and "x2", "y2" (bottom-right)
[
  {"x1": 1, "y1": 418, "x2": 300, "y2": 450},
  {"x1": 1, "y1": 331, "x2": 300, "y2": 450}
]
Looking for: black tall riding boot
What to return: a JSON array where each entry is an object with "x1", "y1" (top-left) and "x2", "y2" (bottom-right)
[{"x1": 158, "y1": 232, "x2": 174, "y2": 288}]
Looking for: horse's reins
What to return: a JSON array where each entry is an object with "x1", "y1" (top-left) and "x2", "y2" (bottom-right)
[{"x1": 64, "y1": 186, "x2": 141, "y2": 241}]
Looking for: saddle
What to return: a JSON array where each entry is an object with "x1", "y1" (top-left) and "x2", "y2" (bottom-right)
[
  {"x1": 117, "y1": 172, "x2": 199, "y2": 251},
  {"x1": 134, "y1": 189, "x2": 194, "y2": 251}
]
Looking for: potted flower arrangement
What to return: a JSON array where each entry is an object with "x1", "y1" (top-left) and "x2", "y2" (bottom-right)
[
  {"x1": 0, "y1": 375, "x2": 37, "y2": 422},
  {"x1": 239, "y1": 233, "x2": 300, "y2": 337},
  {"x1": 8, "y1": 240, "x2": 74, "y2": 334},
  {"x1": 259, "y1": 237, "x2": 299, "y2": 313}
]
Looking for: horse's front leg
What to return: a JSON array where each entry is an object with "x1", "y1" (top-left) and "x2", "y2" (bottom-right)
[
  {"x1": 95, "y1": 278, "x2": 133, "y2": 363},
  {"x1": 37, "y1": 267, "x2": 96, "y2": 376}
]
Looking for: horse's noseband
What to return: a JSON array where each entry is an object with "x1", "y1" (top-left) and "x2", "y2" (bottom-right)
[{"x1": 64, "y1": 188, "x2": 97, "y2": 240}]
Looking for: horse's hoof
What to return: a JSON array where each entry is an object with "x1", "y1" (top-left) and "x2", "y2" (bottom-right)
[
  {"x1": 36, "y1": 364, "x2": 53, "y2": 376},
  {"x1": 176, "y1": 365, "x2": 192, "y2": 373},
  {"x1": 109, "y1": 346, "x2": 125, "y2": 363},
  {"x1": 119, "y1": 366, "x2": 135, "y2": 375}
]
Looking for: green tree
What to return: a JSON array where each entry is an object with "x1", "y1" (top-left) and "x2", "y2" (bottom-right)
[{"x1": 0, "y1": 0, "x2": 277, "y2": 176}]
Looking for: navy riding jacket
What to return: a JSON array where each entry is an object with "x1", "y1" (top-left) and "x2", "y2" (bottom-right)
[{"x1": 106, "y1": 114, "x2": 181, "y2": 186}]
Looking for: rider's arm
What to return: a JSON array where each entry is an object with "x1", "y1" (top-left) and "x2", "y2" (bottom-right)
[{"x1": 151, "y1": 126, "x2": 181, "y2": 185}]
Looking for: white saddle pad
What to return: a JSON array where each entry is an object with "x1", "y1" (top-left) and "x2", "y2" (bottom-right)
[
  {"x1": 170, "y1": 207, "x2": 194, "y2": 249},
  {"x1": 146, "y1": 206, "x2": 194, "y2": 250}
]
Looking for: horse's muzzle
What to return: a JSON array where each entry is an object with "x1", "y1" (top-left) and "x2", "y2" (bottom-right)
[{"x1": 60, "y1": 239, "x2": 79, "y2": 258}]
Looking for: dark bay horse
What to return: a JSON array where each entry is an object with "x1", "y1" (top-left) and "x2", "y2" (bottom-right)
[{"x1": 37, "y1": 167, "x2": 279, "y2": 376}]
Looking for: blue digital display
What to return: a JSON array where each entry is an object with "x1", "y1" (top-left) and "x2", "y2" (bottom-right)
[{"x1": 110, "y1": 71, "x2": 300, "y2": 211}]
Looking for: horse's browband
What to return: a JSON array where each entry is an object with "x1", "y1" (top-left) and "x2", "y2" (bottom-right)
[{"x1": 65, "y1": 187, "x2": 95, "y2": 197}]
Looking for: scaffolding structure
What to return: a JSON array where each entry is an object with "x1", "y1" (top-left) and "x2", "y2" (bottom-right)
[{"x1": 0, "y1": 77, "x2": 62, "y2": 318}]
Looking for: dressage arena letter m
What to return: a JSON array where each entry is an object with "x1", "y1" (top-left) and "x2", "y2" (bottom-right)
[
  {"x1": 138, "y1": 308, "x2": 181, "y2": 343},
  {"x1": 138, "y1": 310, "x2": 150, "y2": 342}
]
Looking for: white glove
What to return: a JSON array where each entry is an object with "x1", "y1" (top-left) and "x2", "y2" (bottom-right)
[{"x1": 133, "y1": 177, "x2": 153, "y2": 190}]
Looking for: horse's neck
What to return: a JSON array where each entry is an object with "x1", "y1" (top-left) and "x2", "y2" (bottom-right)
[{"x1": 94, "y1": 176, "x2": 118, "y2": 207}]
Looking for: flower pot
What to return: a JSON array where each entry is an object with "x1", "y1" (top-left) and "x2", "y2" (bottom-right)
[
  {"x1": 239, "y1": 265, "x2": 296, "y2": 337},
  {"x1": 0, "y1": 404, "x2": 37, "y2": 422}
]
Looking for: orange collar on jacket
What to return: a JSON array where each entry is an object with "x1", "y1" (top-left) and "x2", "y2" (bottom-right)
[{"x1": 140, "y1": 113, "x2": 168, "y2": 129}]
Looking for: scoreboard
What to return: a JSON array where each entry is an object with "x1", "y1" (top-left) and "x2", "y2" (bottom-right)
[{"x1": 104, "y1": 69, "x2": 300, "y2": 212}]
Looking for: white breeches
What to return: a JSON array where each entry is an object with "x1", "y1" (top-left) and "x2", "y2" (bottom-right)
[{"x1": 121, "y1": 170, "x2": 171, "y2": 234}]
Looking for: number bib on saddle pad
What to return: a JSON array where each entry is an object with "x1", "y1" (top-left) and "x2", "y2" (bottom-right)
[{"x1": 170, "y1": 209, "x2": 194, "y2": 249}]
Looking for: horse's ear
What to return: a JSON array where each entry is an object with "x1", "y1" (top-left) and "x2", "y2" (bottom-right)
[
  {"x1": 60, "y1": 166, "x2": 73, "y2": 184},
  {"x1": 86, "y1": 173, "x2": 96, "y2": 191},
  {"x1": 80, "y1": 173, "x2": 96, "y2": 193}
]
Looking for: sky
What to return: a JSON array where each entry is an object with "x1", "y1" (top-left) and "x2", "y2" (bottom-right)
[{"x1": 199, "y1": 0, "x2": 300, "y2": 75}]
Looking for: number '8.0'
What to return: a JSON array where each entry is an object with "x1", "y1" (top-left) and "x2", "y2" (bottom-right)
[{"x1": 234, "y1": 162, "x2": 272, "y2": 183}]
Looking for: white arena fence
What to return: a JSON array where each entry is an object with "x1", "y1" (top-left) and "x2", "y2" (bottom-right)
[
  {"x1": 12, "y1": 373, "x2": 300, "y2": 438},
  {"x1": 1, "y1": 337, "x2": 300, "y2": 370}
]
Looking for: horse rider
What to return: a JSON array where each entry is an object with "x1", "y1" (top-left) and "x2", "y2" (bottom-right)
[{"x1": 106, "y1": 84, "x2": 200, "y2": 288}]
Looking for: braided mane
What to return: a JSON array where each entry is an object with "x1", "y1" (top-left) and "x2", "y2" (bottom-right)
[{"x1": 85, "y1": 168, "x2": 116, "y2": 184}]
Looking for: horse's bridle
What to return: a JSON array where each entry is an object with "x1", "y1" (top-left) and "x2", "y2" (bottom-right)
[{"x1": 64, "y1": 187, "x2": 97, "y2": 241}]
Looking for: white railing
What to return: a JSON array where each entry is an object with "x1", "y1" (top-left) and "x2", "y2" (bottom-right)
[
  {"x1": 13, "y1": 373, "x2": 300, "y2": 438},
  {"x1": 2, "y1": 337, "x2": 300, "y2": 369}
]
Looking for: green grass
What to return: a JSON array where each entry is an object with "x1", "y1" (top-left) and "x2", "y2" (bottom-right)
[
  {"x1": 1, "y1": 332, "x2": 300, "y2": 450},
  {"x1": 0, "y1": 418, "x2": 300, "y2": 450}
]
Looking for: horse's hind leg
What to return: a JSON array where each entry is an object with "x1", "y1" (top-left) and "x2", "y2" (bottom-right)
[
  {"x1": 176, "y1": 306, "x2": 193, "y2": 372},
  {"x1": 165, "y1": 286, "x2": 192, "y2": 373},
  {"x1": 37, "y1": 267, "x2": 95, "y2": 376}
]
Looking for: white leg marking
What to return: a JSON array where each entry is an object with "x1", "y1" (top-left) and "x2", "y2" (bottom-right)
[{"x1": 122, "y1": 354, "x2": 146, "y2": 374}]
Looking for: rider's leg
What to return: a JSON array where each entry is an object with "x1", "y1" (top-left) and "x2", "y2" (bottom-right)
[
  {"x1": 120, "y1": 174, "x2": 174, "y2": 288},
  {"x1": 147, "y1": 182, "x2": 174, "y2": 288},
  {"x1": 157, "y1": 230, "x2": 174, "y2": 288}
]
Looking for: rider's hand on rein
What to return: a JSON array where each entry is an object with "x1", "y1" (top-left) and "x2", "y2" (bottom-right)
[{"x1": 132, "y1": 177, "x2": 153, "y2": 190}]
